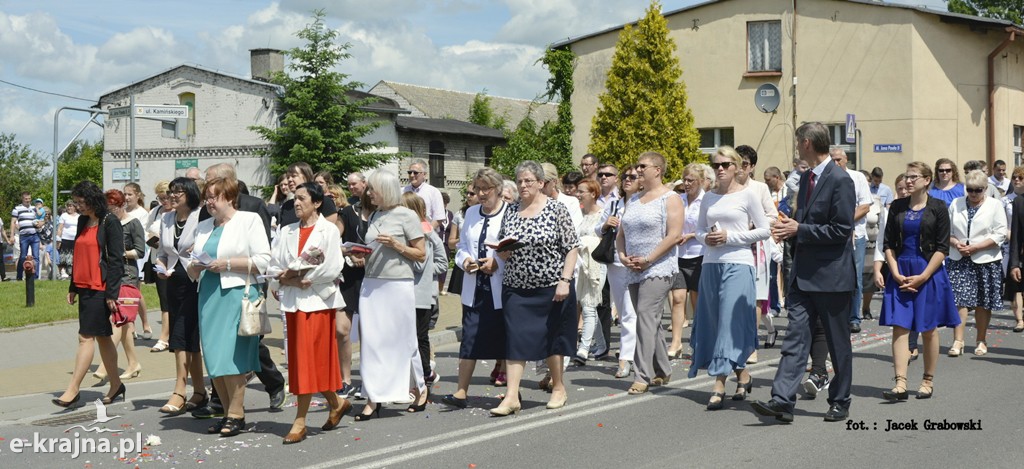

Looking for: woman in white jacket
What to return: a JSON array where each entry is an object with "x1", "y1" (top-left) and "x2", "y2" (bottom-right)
[
  {"x1": 269, "y1": 182, "x2": 351, "y2": 443},
  {"x1": 946, "y1": 170, "x2": 1008, "y2": 357},
  {"x1": 188, "y1": 177, "x2": 271, "y2": 438}
]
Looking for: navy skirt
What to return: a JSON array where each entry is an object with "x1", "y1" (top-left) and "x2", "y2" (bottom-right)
[
  {"x1": 459, "y1": 304, "x2": 507, "y2": 360},
  {"x1": 502, "y1": 285, "x2": 576, "y2": 361}
]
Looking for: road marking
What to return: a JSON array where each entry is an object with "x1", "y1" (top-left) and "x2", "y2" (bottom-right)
[{"x1": 304, "y1": 337, "x2": 893, "y2": 469}]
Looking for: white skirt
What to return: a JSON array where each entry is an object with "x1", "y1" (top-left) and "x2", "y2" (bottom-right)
[{"x1": 358, "y1": 277, "x2": 421, "y2": 403}]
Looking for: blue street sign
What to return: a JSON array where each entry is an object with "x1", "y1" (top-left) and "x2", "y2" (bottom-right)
[
  {"x1": 846, "y1": 114, "x2": 856, "y2": 143},
  {"x1": 874, "y1": 144, "x2": 902, "y2": 153}
]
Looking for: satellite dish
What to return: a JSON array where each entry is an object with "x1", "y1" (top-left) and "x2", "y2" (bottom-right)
[{"x1": 754, "y1": 83, "x2": 781, "y2": 113}]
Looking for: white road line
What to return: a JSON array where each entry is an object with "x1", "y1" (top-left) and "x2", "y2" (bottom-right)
[{"x1": 304, "y1": 337, "x2": 893, "y2": 469}]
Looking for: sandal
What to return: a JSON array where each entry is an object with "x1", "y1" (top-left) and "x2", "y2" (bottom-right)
[
  {"x1": 159, "y1": 392, "x2": 187, "y2": 415},
  {"x1": 186, "y1": 392, "x2": 209, "y2": 411},
  {"x1": 917, "y1": 374, "x2": 934, "y2": 399},
  {"x1": 614, "y1": 361, "x2": 632, "y2": 379},
  {"x1": 207, "y1": 417, "x2": 228, "y2": 434},
  {"x1": 1014, "y1": 322, "x2": 1024, "y2": 333},
  {"x1": 494, "y1": 372, "x2": 507, "y2": 387},
  {"x1": 150, "y1": 340, "x2": 169, "y2": 353},
  {"x1": 974, "y1": 341, "x2": 988, "y2": 356},
  {"x1": 219, "y1": 417, "x2": 246, "y2": 437},
  {"x1": 948, "y1": 340, "x2": 964, "y2": 357},
  {"x1": 707, "y1": 392, "x2": 726, "y2": 410},
  {"x1": 538, "y1": 374, "x2": 552, "y2": 392},
  {"x1": 882, "y1": 375, "x2": 908, "y2": 401},
  {"x1": 627, "y1": 382, "x2": 648, "y2": 395}
]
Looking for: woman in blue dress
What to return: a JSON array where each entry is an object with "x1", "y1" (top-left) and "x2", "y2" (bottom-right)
[
  {"x1": 880, "y1": 162, "x2": 960, "y2": 401},
  {"x1": 188, "y1": 177, "x2": 271, "y2": 437}
]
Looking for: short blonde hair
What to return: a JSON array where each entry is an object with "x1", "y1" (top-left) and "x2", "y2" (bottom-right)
[
  {"x1": 964, "y1": 170, "x2": 987, "y2": 190},
  {"x1": 154, "y1": 180, "x2": 170, "y2": 195},
  {"x1": 367, "y1": 170, "x2": 402, "y2": 209},
  {"x1": 713, "y1": 146, "x2": 743, "y2": 167},
  {"x1": 638, "y1": 151, "x2": 667, "y2": 174}
]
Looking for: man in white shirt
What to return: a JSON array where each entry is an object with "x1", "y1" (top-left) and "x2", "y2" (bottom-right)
[
  {"x1": 785, "y1": 157, "x2": 809, "y2": 198},
  {"x1": 403, "y1": 159, "x2": 447, "y2": 228},
  {"x1": 831, "y1": 148, "x2": 873, "y2": 332},
  {"x1": 869, "y1": 167, "x2": 895, "y2": 207},
  {"x1": 540, "y1": 162, "x2": 583, "y2": 230},
  {"x1": 595, "y1": 163, "x2": 621, "y2": 209},
  {"x1": 763, "y1": 166, "x2": 787, "y2": 205},
  {"x1": 990, "y1": 159, "x2": 1010, "y2": 196}
]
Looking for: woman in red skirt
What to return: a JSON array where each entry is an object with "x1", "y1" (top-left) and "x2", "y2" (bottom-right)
[{"x1": 269, "y1": 182, "x2": 350, "y2": 444}]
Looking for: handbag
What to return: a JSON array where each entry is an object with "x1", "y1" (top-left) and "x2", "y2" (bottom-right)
[
  {"x1": 114, "y1": 284, "x2": 142, "y2": 326},
  {"x1": 238, "y1": 254, "x2": 272, "y2": 336},
  {"x1": 591, "y1": 200, "x2": 619, "y2": 264}
]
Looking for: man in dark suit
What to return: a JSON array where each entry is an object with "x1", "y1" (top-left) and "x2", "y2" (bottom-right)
[
  {"x1": 192, "y1": 163, "x2": 287, "y2": 418},
  {"x1": 1007, "y1": 193, "x2": 1024, "y2": 315},
  {"x1": 752, "y1": 122, "x2": 856, "y2": 423}
]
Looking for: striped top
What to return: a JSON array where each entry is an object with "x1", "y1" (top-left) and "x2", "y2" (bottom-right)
[{"x1": 12, "y1": 204, "x2": 37, "y2": 236}]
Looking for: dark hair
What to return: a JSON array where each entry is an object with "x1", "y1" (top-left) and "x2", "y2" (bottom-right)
[
  {"x1": 287, "y1": 162, "x2": 315, "y2": 184},
  {"x1": 995, "y1": 159, "x2": 1006, "y2": 167},
  {"x1": 71, "y1": 181, "x2": 107, "y2": 218},
  {"x1": 562, "y1": 171, "x2": 584, "y2": 187},
  {"x1": 735, "y1": 145, "x2": 758, "y2": 166},
  {"x1": 205, "y1": 177, "x2": 240, "y2": 208},
  {"x1": 314, "y1": 171, "x2": 334, "y2": 186},
  {"x1": 297, "y1": 181, "x2": 324, "y2": 205},
  {"x1": 871, "y1": 167, "x2": 884, "y2": 179},
  {"x1": 105, "y1": 189, "x2": 126, "y2": 208},
  {"x1": 598, "y1": 163, "x2": 618, "y2": 173},
  {"x1": 796, "y1": 122, "x2": 831, "y2": 154},
  {"x1": 168, "y1": 177, "x2": 201, "y2": 210},
  {"x1": 237, "y1": 180, "x2": 249, "y2": 195},
  {"x1": 441, "y1": 191, "x2": 451, "y2": 205},
  {"x1": 581, "y1": 153, "x2": 599, "y2": 165}
]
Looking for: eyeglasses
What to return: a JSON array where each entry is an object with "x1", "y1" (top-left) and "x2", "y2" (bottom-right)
[
  {"x1": 683, "y1": 178, "x2": 698, "y2": 184},
  {"x1": 466, "y1": 191, "x2": 476, "y2": 196},
  {"x1": 407, "y1": 170, "x2": 423, "y2": 176},
  {"x1": 937, "y1": 168, "x2": 953, "y2": 174},
  {"x1": 517, "y1": 178, "x2": 538, "y2": 186},
  {"x1": 168, "y1": 190, "x2": 185, "y2": 197},
  {"x1": 636, "y1": 163, "x2": 652, "y2": 171},
  {"x1": 710, "y1": 162, "x2": 734, "y2": 170},
  {"x1": 622, "y1": 174, "x2": 638, "y2": 181},
  {"x1": 966, "y1": 187, "x2": 985, "y2": 194},
  {"x1": 1014, "y1": 176, "x2": 1024, "y2": 181},
  {"x1": 597, "y1": 172, "x2": 616, "y2": 179},
  {"x1": 581, "y1": 161, "x2": 596, "y2": 167},
  {"x1": 904, "y1": 174, "x2": 922, "y2": 182}
]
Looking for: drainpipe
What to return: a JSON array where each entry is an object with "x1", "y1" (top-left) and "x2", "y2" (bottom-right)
[{"x1": 987, "y1": 27, "x2": 1024, "y2": 167}]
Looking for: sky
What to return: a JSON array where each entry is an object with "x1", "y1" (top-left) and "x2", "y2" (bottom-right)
[{"x1": 0, "y1": 0, "x2": 948, "y2": 156}]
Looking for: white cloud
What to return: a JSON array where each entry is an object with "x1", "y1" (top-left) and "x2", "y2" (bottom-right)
[{"x1": 496, "y1": 0, "x2": 653, "y2": 47}]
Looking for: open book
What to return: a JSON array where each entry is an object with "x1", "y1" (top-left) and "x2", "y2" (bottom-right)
[
  {"x1": 485, "y1": 236, "x2": 526, "y2": 253},
  {"x1": 342, "y1": 242, "x2": 374, "y2": 255}
]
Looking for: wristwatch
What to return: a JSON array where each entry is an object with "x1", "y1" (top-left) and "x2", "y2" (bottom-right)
[{"x1": 559, "y1": 277, "x2": 573, "y2": 283}]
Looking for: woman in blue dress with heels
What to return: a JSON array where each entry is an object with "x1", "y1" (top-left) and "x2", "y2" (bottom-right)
[{"x1": 879, "y1": 161, "x2": 960, "y2": 401}]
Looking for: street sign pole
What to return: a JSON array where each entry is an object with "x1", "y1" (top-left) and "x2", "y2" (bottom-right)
[{"x1": 129, "y1": 95, "x2": 136, "y2": 183}]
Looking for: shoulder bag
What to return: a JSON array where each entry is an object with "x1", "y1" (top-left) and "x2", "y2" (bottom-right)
[
  {"x1": 591, "y1": 200, "x2": 619, "y2": 264},
  {"x1": 238, "y1": 245, "x2": 271, "y2": 336}
]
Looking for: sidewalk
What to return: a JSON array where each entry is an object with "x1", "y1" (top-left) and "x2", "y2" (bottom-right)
[{"x1": 0, "y1": 292, "x2": 464, "y2": 423}]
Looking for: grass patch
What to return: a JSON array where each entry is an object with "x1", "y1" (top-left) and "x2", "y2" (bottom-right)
[{"x1": 0, "y1": 281, "x2": 159, "y2": 329}]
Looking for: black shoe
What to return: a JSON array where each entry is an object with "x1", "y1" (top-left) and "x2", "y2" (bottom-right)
[
  {"x1": 823, "y1": 403, "x2": 849, "y2": 422},
  {"x1": 219, "y1": 417, "x2": 246, "y2": 437},
  {"x1": 52, "y1": 393, "x2": 81, "y2": 408},
  {"x1": 850, "y1": 322, "x2": 862, "y2": 333},
  {"x1": 336, "y1": 382, "x2": 356, "y2": 399},
  {"x1": 764, "y1": 330, "x2": 778, "y2": 348},
  {"x1": 441, "y1": 394, "x2": 468, "y2": 409},
  {"x1": 750, "y1": 399, "x2": 793, "y2": 423},
  {"x1": 802, "y1": 373, "x2": 830, "y2": 400},
  {"x1": 269, "y1": 388, "x2": 287, "y2": 410},
  {"x1": 192, "y1": 402, "x2": 225, "y2": 419}
]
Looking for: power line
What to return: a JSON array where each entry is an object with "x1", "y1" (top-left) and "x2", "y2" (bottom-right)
[{"x1": 0, "y1": 78, "x2": 99, "y2": 104}]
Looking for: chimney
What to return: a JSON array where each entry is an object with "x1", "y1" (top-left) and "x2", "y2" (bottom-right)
[{"x1": 250, "y1": 48, "x2": 284, "y2": 82}]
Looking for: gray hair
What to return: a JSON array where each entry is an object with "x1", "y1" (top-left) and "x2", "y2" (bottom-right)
[
  {"x1": 366, "y1": 170, "x2": 403, "y2": 209},
  {"x1": 796, "y1": 122, "x2": 831, "y2": 154},
  {"x1": 472, "y1": 167, "x2": 504, "y2": 191},
  {"x1": 347, "y1": 171, "x2": 366, "y2": 182},
  {"x1": 408, "y1": 159, "x2": 428, "y2": 171},
  {"x1": 515, "y1": 160, "x2": 545, "y2": 183},
  {"x1": 964, "y1": 169, "x2": 987, "y2": 190},
  {"x1": 205, "y1": 163, "x2": 236, "y2": 181},
  {"x1": 697, "y1": 163, "x2": 714, "y2": 183},
  {"x1": 501, "y1": 180, "x2": 519, "y2": 201}
]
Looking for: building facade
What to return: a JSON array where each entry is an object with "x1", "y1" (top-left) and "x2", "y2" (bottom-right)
[{"x1": 556, "y1": 0, "x2": 1024, "y2": 181}]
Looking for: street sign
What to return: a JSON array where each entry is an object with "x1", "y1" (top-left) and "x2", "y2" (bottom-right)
[
  {"x1": 112, "y1": 168, "x2": 140, "y2": 181},
  {"x1": 175, "y1": 159, "x2": 198, "y2": 170},
  {"x1": 135, "y1": 105, "x2": 189, "y2": 118},
  {"x1": 874, "y1": 144, "x2": 902, "y2": 153},
  {"x1": 108, "y1": 106, "x2": 131, "y2": 119},
  {"x1": 846, "y1": 114, "x2": 856, "y2": 143}
]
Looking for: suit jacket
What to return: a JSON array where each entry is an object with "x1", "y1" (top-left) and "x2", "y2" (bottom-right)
[
  {"x1": 790, "y1": 160, "x2": 856, "y2": 293},
  {"x1": 269, "y1": 215, "x2": 345, "y2": 312},
  {"x1": 1008, "y1": 195, "x2": 1024, "y2": 271},
  {"x1": 199, "y1": 193, "x2": 271, "y2": 242},
  {"x1": 69, "y1": 212, "x2": 124, "y2": 300},
  {"x1": 947, "y1": 196, "x2": 1006, "y2": 263},
  {"x1": 157, "y1": 209, "x2": 201, "y2": 271},
  {"x1": 192, "y1": 211, "x2": 271, "y2": 289}
]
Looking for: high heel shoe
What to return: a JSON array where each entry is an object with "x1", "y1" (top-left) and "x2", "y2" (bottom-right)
[
  {"x1": 706, "y1": 392, "x2": 726, "y2": 410},
  {"x1": 948, "y1": 340, "x2": 964, "y2": 357},
  {"x1": 746, "y1": 350, "x2": 759, "y2": 364},
  {"x1": 323, "y1": 399, "x2": 352, "y2": 430},
  {"x1": 159, "y1": 392, "x2": 187, "y2": 415},
  {"x1": 185, "y1": 391, "x2": 209, "y2": 411},
  {"x1": 974, "y1": 341, "x2": 988, "y2": 356},
  {"x1": 354, "y1": 403, "x2": 382, "y2": 422},
  {"x1": 119, "y1": 366, "x2": 142, "y2": 380},
  {"x1": 882, "y1": 375, "x2": 908, "y2": 401},
  {"x1": 916, "y1": 374, "x2": 934, "y2": 399},
  {"x1": 93, "y1": 370, "x2": 108, "y2": 380},
  {"x1": 490, "y1": 401, "x2": 521, "y2": 417},
  {"x1": 102, "y1": 383, "x2": 126, "y2": 405},
  {"x1": 52, "y1": 393, "x2": 80, "y2": 408},
  {"x1": 407, "y1": 388, "x2": 429, "y2": 413},
  {"x1": 732, "y1": 381, "x2": 752, "y2": 401},
  {"x1": 666, "y1": 348, "x2": 684, "y2": 360},
  {"x1": 614, "y1": 361, "x2": 632, "y2": 379},
  {"x1": 764, "y1": 330, "x2": 779, "y2": 349},
  {"x1": 546, "y1": 393, "x2": 568, "y2": 410}
]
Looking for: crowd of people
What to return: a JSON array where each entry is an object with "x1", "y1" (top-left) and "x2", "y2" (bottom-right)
[{"x1": 39, "y1": 121, "x2": 1024, "y2": 436}]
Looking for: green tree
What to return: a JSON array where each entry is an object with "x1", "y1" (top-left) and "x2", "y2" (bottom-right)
[
  {"x1": 468, "y1": 91, "x2": 508, "y2": 130},
  {"x1": 490, "y1": 113, "x2": 546, "y2": 177},
  {"x1": 588, "y1": 0, "x2": 701, "y2": 178},
  {"x1": 251, "y1": 10, "x2": 389, "y2": 182},
  {"x1": 538, "y1": 47, "x2": 576, "y2": 175},
  {"x1": 56, "y1": 140, "x2": 103, "y2": 203},
  {"x1": 0, "y1": 133, "x2": 48, "y2": 219},
  {"x1": 947, "y1": 1, "x2": 1024, "y2": 24}
]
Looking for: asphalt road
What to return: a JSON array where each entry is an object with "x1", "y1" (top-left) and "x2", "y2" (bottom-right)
[{"x1": 1, "y1": 300, "x2": 1022, "y2": 468}]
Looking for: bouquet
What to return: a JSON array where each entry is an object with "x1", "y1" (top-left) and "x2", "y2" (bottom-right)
[{"x1": 288, "y1": 246, "x2": 324, "y2": 271}]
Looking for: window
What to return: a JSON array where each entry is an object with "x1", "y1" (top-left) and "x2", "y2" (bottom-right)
[
  {"x1": 826, "y1": 124, "x2": 857, "y2": 169},
  {"x1": 179, "y1": 92, "x2": 195, "y2": 136},
  {"x1": 1014, "y1": 125, "x2": 1023, "y2": 167},
  {"x1": 747, "y1": 21, "x2": 782, "y2": 73},
  {"x1": 428, "y1": 140, "x2": 446, "y2": 187},
  {"x1": 699, "y1": 128, "x2": 735, "y2": 154}
]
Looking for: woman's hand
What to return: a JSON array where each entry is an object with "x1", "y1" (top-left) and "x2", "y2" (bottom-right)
[
  {"x1": 553, "y1": 280, "x2": 570, "y2": 302},
  {"x1": 874, "y1": 271, "x2": 885, "y2": 290},
  {"x1": 67, "y1": 292, "x2": 77, "y2": 305},
  {"x1": 478, "y1": 257, "x2": 498, "y2": 275},
  {"x1": 677, "y1": 233, "x2": 694, "y2": 246},
  {"x1": 106, "y1": 299, "x2": 118, "y2": 313},
  {"x1": 206, "y1": 258, "x2": 229, "y2": 274},
  {"x1": 603, "y1": 216, "x2": 620, "y2": 231},
  {"x1": 376, "y1": 233, "x2": 397, "y2": 249},
  {"x1": 463, "y1": 258, "x2": 478, "y2": 271},
  {"x1": 705, "y1": 229, "x2": 727, "y2": 247},
  {"x1": 899, "y1": 274, "x2": 926, "y2": 293}
]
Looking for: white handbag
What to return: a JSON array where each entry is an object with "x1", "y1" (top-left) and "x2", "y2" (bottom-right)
[{"x1": 238, "y1": 256, "x2": 271, "y2": 336}]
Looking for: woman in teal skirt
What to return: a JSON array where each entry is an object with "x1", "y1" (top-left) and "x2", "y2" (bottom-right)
[{"x1": 188, "y1": 177, "x2": 271, "y2": 437}]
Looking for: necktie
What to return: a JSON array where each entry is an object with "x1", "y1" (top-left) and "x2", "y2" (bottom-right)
[{"x1": 805, "y1": 172, "x2": 816, "y2": 205}]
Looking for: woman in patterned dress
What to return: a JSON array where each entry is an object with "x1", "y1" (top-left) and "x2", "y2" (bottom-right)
[
  {"x1": 572, "y1": 178, "x2": 608, "y2": 365},
  {"x1": 616, "y1": 151, "x2": 684, "y2": 395},
  {"x1": 946, "y1": 170, "x2": 1007, "y2": 357},
  {"x1": 490, "y1": 161, "x2": 580, "y2": 416}
]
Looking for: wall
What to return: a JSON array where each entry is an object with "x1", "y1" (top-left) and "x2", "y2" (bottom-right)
[{"x1": 396, "y1": 131, "x2": 501, "y2": 209}]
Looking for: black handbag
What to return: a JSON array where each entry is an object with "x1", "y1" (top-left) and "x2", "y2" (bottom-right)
[{"x1": 591, "y1": 200, "x2": 620, "y2": 264}]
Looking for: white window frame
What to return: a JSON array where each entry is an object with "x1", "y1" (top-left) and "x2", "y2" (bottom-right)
[
  {"x1": 747, "y1": 21, "x2": 782, "y2": 73},
  {"x1": 699, "y1": 128, "x2": 735, "y2": 155},
  {"x1": 1014, "y1": 125, "x2": 1023, "y2": 167}
]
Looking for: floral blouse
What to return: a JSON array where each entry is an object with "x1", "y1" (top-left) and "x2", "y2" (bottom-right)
[{"x1": 499, "y1": 198, "x2": 580, "y2": 289}]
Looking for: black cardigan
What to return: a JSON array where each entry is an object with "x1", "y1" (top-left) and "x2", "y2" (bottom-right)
[
  {"x1": 882, "y1": 196, "x2": 950, "y2": 260},
  {"x1": 68, "y1": 212, "x2": 125, "y2": 300}
]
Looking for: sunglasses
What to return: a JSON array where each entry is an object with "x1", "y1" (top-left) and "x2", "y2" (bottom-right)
[
  {"x1": 710, "y1": 162, "x2": 734, "y2": 170},
  {"x1": 937, "y1": 168, "x2": 953, "y2": 174},
  {"x1": 597, "y1": 172, "x2": 616, "y2": 179},
  {"x1": 407, "y1": 170, "x2": 423, "y2": 176},
  {"x1": 966, "y1": 187, "x2": 985, "y2": 194},
  {"x1": 622, "y1": 174, "x2": 638, "y2": 181}
]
